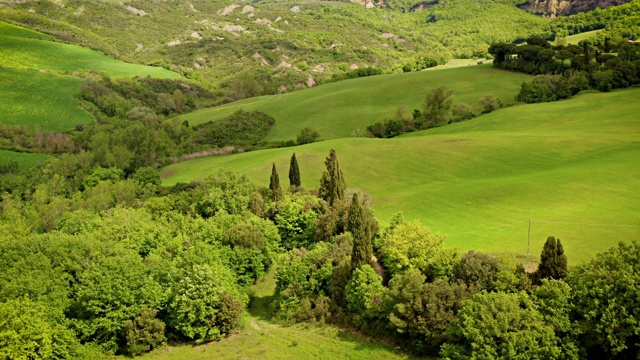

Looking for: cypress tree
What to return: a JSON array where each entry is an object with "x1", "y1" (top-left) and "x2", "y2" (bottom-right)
[
  {"x1": 536, "y1": 236, "x2": 568, "y2": 282},
  {"x1": 269, "y1": 163, "x2": 283, "y2": 201},
  {"x1": 289, "y1": 153, "x2": 301, "y2": 187},
  {"x1": 349, "y1": 193, "x2": 373, "y2": 272},
  {"x1": 318, "y1": 149, "x2": 345, "y2": 207}
]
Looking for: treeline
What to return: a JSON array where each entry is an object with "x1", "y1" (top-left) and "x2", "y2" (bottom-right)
[
  {"x1": 366, "y1": 87, "x2": 501, "y2": 138},
  {"x1": 489, "y1": 36, "x2": 640, "y2": 103},
  {"x1": 548, "y1": 0, "x2": 640, "y2": 41}
]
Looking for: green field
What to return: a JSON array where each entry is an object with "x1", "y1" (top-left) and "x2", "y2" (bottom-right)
[
  {"x1": 0, "y1": 149, "x2": 49, "y2": 169},
  {"x1": 177, "y1": 65, "x2": 532, "y2": 141},
  {"x1": 163, "y1": 88, "x2": 640, "y2": 265},
  {"x1": 0, "y1": 67, "x2": 94, "y2": 131},
  {"x1": 0, "y1": 20, "x2": 180, "y2": 132},
  {"x1": 565, "y1": 29, "x2": 603, "y2": 45},
  {"x1": 0, "y1": 21, "x2": 179, "y2": 78}
]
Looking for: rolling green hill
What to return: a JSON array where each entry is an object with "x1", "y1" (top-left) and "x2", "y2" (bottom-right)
[
  {"x1": 0, "y1": 0, "x2": 548, "y2": 89},
  {"x1": 162, "y1": 88, "x2": 640, "y2": 264},
  {"x1": 0, "y1": 149, "x2": 49, "y2": 169},
  {"x1": 178, "y1": 64, "x2": 532, "y2": 141},
  {"x1": 0, "y1": 20, "x2": 179, "y2": 132}
]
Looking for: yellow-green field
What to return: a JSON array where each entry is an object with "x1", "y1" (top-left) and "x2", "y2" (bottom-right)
[{"x1": 163, "y1": 88, "x2": 640, "y2": 265}]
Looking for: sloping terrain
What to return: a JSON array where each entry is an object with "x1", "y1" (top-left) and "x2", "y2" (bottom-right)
[
  {"x1": 162, "y1": 88, "x2": 640, "y2": 264},
  {"x1": 178, "y1": 65, "x2": 532, "y2": 141}
]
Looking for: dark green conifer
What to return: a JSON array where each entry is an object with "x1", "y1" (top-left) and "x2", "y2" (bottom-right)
[
  {"x1": 269, "y1": 163, "x2": 283, "y2": 201},
  {"x1": 535, "y1": 236, "x2": 568, "y2": 282},
  {"x1": 318, "y1": 149, "x2": 345, "y2": 207},
  {"x1": 289, "y1": 153, "x2": 301, "y2": 188},
  {"x1": 349, "y1": 193, "x2": 373, "y2": 272}
]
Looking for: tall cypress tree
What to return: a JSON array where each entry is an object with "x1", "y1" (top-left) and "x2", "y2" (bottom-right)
[
  {"x1": 318, "y1": 149, "x2": 345, "y2": 207},
  {"x1": 289, "y1": 153, "x2": 301, "y2": 187},
  {"x1": 349, "y1": 193, "x2": 373, "y2": 272},
  {"x1": 535, "y1": 236, "x2": 568, "y2": 282},
  {"x1": 269, "y1": 163, "x2": 283, "y2": 201}
]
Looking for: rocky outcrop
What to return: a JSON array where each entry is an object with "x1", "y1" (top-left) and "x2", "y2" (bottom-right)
[{"x1": 519, "y1": 0, "x2": 631, "y2": 17}]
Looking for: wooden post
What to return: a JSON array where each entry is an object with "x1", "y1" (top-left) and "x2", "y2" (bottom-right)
[{"x1": 527, "y1": 218, "x2": 531, "y2": 256}]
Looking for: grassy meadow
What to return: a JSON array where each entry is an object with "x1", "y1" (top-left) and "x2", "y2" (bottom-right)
[
  {"x1": 0, "y1": 20, "x2": 180, "y2": 132},
  {"x1": 0, "y1": 149, "x2": 49, "y2": 169},
  {"x1": 163, "y1": 88, "x2": 640, "y2": 265},
  {"x1": 178, "y1": 65, "x2": 532, "y2": 141},
  {"x1": 0, "y1": 67, "x2": 94, "y2": 132},
  {"x1": 565, "y1": 29, "x2": 603, "y2": 45},
  {"x1": 0, "y1": 21, "x2": 179, "y2": 78}
]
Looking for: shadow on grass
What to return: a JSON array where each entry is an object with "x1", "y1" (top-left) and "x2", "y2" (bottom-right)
[{"x1": 248, "y1": 292, "x2": 276, "y2": 321}]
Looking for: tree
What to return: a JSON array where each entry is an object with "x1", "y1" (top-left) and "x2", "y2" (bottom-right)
[
  {"x1": 568, "y1": 241, "x2": 640, "y2": 357},
  {"x1": 440, "y1": 292, "x2": 568, "y2": 359},
  {"x1": 297, "y1": 127, "x2": 320, "y2": 145},
  {"x1": 269, "y1": 163, "x2": 283, "y2": 201},
  {"x1": 318, "y1": 149, "x2": 346, "y2": 207},
  {"x1": 421, "y1": 86, "x2": 453, "y2": 128},
  {"x1": 535, "y1": 236, "x2": 568, "y2": 283},
  {"x1": 349, "y1": 193, "x2": 373, "y2": 272},
  {"x1": 289, "y1": 153, "x2": 301, "y2": 188},
  {"x1": 379, "y1": 220, "x2": 458, "y2": 281},
  {"x1": 124, "y1": 307, "x2": 166, "y2": 356}
]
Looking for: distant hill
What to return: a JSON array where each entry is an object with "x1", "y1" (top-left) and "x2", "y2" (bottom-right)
[
  {"x1": 519, "y1": 0, "x2": 631, "y2": 17},
  {"x1": 0, "y1": 0, "x2": 547, "y2": 93}
]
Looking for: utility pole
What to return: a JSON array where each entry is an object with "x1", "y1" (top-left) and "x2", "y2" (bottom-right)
[{"x1": 527, "y1": 218, "x2": 531, "y2": 256}]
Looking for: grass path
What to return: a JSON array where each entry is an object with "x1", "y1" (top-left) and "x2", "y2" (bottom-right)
[{"x1": 136, "y1": 268, "x2": 412, "y2": 360}]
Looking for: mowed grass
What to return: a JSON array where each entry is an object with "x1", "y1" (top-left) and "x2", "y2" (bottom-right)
[
  {"x1": 162, "y1": 88, "x2": 640, "y2": 265},
  {"x1": 177, "y1": 65, "x2": 532, "y2": 141},
  {"x1": 0, "y1": 21, "x2": 179, "y2": 78},
  {"x1": 0, "y1": 149, "x2": 49, "y2": 169},
  {"x1": 0, "y1": 67, "x2": 93, "y2": 131},
  {"x1": 565, "y1": 29, "x2": 603, "y2": 45}
]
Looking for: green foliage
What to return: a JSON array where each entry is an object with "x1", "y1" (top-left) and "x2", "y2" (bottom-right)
[
  {"x1": 269, "y1": 163, "x2": 283, "y2": 202},
  {"x1": 534, "y1": 236, "x2": 568, "y2": 283},
  {"x1": 345, "y1": 265, "x2": 387, "y2": 326},
  {"x1": 297, "y1": 127, "x2": 321, "y2": 145},
  {"x1": 318, "y1": 149, "x2": 346, "y2": 207},
  {"x1": 451, "y1": 251, "x2": 499, "y2": 291},
  {"x1": 0, "y1": 298, "x2": 87, "y2": 360},
  {"x1": 420, "y1": 86, "x2": 453, "y2": 128},
  {"x1": 124, "y1": 307, "x2": 166, "y2": 356},
  {"x1": 379, "y1": 220, "x2": 458, "y2": 280},
  {"x1": 289, "y1": 152, "x2": 301, "y2": 188},
  {"x1": 567, "y1": 241, "x2": 640, "y2": 357},
  {"x1": 167, "y1": 263, "x2": 247, "y2": 343},
  {"x1": 193, "y1": 170, "x2": 254, "y2": 217},
  {"x1": 387, "y1": 270, "x2": 473, "y2": 355},
  {"x1": 272, "y1": 194, "x2": 320, "y2": 250},
  {"x1": 441, "y1": 291, "x2": 568, "y2": 360},
  {"x1": 194, "y1": 110, "x2": 276, "y2": 150},
  {"x1": 349, "y1": 193, "x2": 374, "y2": 272}
]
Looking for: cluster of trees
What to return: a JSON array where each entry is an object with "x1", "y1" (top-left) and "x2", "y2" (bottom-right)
[
  {"x1": 1, "y1": 140, "x2": 639, "y2": 359},
  {"x1": 366, "y1": 87, "x2": 501, "y2": 138},
  {"x1": 489, "y1": 36, "x2": 640, "y2": 103},
  {"x1": 548, "y1": 0, "x2": 640, "y2": 41}
]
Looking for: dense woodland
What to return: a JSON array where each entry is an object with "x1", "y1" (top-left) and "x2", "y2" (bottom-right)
[{"x1": 1, "y1": 0, "x2": 640, "y2": 359}]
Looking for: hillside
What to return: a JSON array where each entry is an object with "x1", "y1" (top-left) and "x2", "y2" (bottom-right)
[
  {"x1": 0, "y1": 0, "x2": 548, "y2": 92},
  {"x1": 178, "y1": 64, "x2": 532, "y2": 141},
  {"x1": 0, "y1": 20, "x2": 179, "y2": 132},
  {"x1": 519, "y1": 0, "x2": 631, "y2": 17},
  {"x1": 162, "y1": 88, "x2": 640, "y2": 264}
]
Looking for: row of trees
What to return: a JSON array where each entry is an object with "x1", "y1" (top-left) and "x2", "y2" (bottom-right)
[
  {"x1": 366, "y1": 87, "x2": 501, "y2": 138},
  {"x1": 489, "y1": 36, "x2": 640, "y2": 103}
]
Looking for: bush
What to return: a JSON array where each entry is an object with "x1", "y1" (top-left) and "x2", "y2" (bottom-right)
[
  {"x1": 296, "y1": 127, "x2": 321, "y2": 145},
  {"x1": 124, "y1": 307, "x2": 166, "y2": 356}
]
